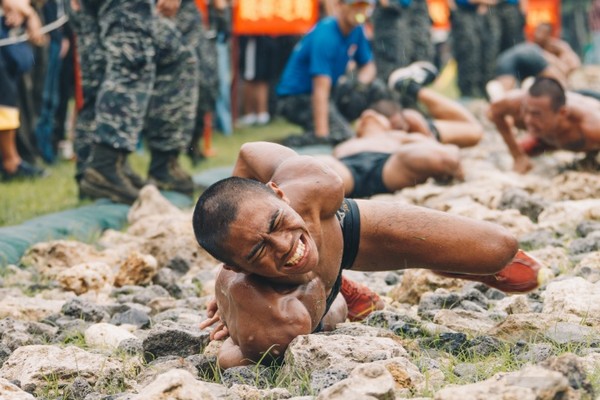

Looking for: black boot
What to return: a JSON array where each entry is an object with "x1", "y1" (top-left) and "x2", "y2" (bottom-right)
[
  {"x1": 79, "y1": 144, "x2": 140, "y2": 204},
  {"x1": 121, "y1": 157, "x2": 147, "y2": 189},
  {"x1": 186, "y1": 128, "x2": 206, "y2": 167},
  {"x1": 148, "y1": 149, "x2": 194, "y2": 196}
]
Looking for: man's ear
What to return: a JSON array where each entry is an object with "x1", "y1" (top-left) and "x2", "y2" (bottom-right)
[
  {"x1": 222, "y1": 263, "x2": 242, "y2": 273},
  {"x1": 266, "y1": 181, "x2": 290, "y2": 204}
]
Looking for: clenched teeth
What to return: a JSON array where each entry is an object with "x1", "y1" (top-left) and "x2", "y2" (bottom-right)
[{"x1": 285, "y1": 240, "x2": 305, "y2": 266}]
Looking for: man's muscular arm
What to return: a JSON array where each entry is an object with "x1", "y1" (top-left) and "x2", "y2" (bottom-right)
[
  {"x1": 313, "y1": 75, "x2": 333, "y2": 137},
  {"x1": 232, "y1": 142, "x2": 345, "y2": 217},
  {"x1": 488, "y1": 97, "x2": 532, "y2": 173},
  {"x1": 211, "y1": 269, "x2": 314, "y2": 369}
]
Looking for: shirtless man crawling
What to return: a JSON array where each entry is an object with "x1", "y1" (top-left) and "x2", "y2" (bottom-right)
[
  {"x1": 194, "y1": 141, "x2": 544, "y2": 369},
  {"x1": 488, "y1": 77, "x2": 600, "y2": 173},
  {"x1": 318, "y1": 109, "x2": 464, "y2": 198}
]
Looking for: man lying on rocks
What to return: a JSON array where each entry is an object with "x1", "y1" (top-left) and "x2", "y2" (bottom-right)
[
  {"x1": 193, "y1": 141, "x2": 544, "y2": 369},
  {"x1": 316, "y1": 107, "x2": 465, "y2": 198},
  {"x1": 488, "y1": 76, "x2": 600, "y2": 174}
]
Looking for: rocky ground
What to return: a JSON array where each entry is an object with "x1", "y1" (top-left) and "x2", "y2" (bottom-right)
[{"x1": 0, "y1": 103, "x2": 600, "y2": 399}]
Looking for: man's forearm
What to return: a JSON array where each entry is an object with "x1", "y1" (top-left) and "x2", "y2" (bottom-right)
[
  {"x1": 357, "y1": 62, "x2": 376, "y2": 85},
  {"x1": 312, "y1": 89, "x2": 330, "y2": 137},
  {"x1": 232, "y1": 142, "x2": 298, "y2": 182}
]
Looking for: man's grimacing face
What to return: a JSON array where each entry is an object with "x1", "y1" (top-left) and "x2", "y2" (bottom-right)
[
  {"x1": 220, "y1": 185, "x2": 319, "y2": 278},
  {"x1": 522, "y1": 94, "x2": 562, "y2": 139}
]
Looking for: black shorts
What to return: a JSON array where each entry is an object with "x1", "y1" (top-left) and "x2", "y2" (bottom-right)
[
  {"x1": 339, "y1": 152, "x2": 392, "y2": 198},
  {"x1": 313, "y1": 198, "x2": 361, "y2": 333},
  {"x1": 576, "y1": 89, "x2": 600, "y2": 101},
  {"x1": 426, "y1": 118, "x2": 441, "y2": 141},
  {"x1": 239, "y1": 35, "x2": 278, "y2": 82},
  {"x1": 495, "y1": 42, "x2": 548, "y2": 80}
]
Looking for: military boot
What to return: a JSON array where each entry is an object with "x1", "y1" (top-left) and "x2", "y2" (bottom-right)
[
  {"x1": 148, "y1": 150, "x2": 194, "y2": 196},
  {"x1": 79, "y1": 144, "x2": 140, "y2": 204},
  {"x1": 121, "y1": 157, "x2": 147, "y2": 189}
]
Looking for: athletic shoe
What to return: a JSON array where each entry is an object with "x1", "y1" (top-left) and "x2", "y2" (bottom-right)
[
  {"x1": 388, "y1": 61, "x2": 439, "y2": 91},
  {"x1": 236, "y1": 113, "x2": 257, "y2": 127},
  {"x1": 484, "y1": 249, "x2": 547, "y2": 293},
  {"x1": 434, "y1": 249, "x2": 548, "y2": 294},
  {"x1": 340, "y1": 275, "x2": 385, "y2": 322},
  {"x1": 256, "y1": 112, "x2": 270, "y2": 126}
]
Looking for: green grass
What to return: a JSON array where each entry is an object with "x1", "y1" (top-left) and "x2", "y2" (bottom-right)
[{"x1": 0, "y1": 120, "x2": 293, "y2": 227}]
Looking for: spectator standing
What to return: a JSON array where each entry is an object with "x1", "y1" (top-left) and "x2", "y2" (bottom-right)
[
  {"x1": 0, "y1": 0, "x2": 46, "y2": 180},
  {"x1": 68, "y1": 0, "x2": 198, "y2": 204},
  {"x1": 174, "y1": 0, "x2": 218, "y2": 164},
  {"x1": 496, "y1": 0, "x2": 526, "y2": 52},
  {"x1": 450, "y1": 0, "x2": 501, "y2": 98}
]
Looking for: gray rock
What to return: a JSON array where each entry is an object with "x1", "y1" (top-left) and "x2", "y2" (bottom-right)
[
  {"x1": 543, "y1": 322, "x2": 600, "y2": 346},
  {"x1": 417, "y1": 291, "x2": 462, "y2": 318},
  {"x1": 576, "y1": 220, "x2": 600, "y2": 237},
  {"x1": 468, "y1": 336, "x2": 506, "y2": 356},
  {"x1": 453, "y1": 362, "x2": 478, "y2": 381},
  {"x1": 515, "y1": 343, "x2": 554, "y2": 363},
  {"x1": 310, "y1": 369, "x2": 349, "y2": 393},
  {"x1": 0, "y1": 343, "x2": 11, "y2": 367},
  {"x1": 110, "y1": 308, "x2": 150, "y2": 329},
  {"x1": 165, "y1": 256, "x2": 190, "y2": 276},
  {"x1": 67, "y1": 376, "x2": 93, "y2": 400},
  {"x1": 220, "y1": 365, "x2": 271, "y2": 389},
  {"x1": 152, "y1": 268, "x2": 183, "y2": 299},
  {"x1": 364, "y1": 310, "x2": 419, "y2": 330},
  {"x1": 52, "y1": 318, "x2": 92, "y2": 344},
  {"x1": 315, "y1": 363, "x2": 396, "y2": 400},
  {"x1": 484, "y1": 287, "x2": 506, "y2": 300},
  {"x1": 142, "y1": 321, "x2": 209, "y2": 362},
  {"x1": 460, "y1": 288, "x2": 489, "y2": 309},
  {"x1": 540, "y1": 354, "x2": 595, "y2": 394},
  {"x1": 0, "y1": 318, "x2": 57, "y2": 351},
  {"x1": 422, "y1": 332, "x2": 468, "y2": 355},
  {"x1": 499, "y1": 187, "x2": 548, "y2": 222},
  {"x1": 185, "y1": 354, "x2": 218, "y2": 381},
  {"x1": 518, "y1": 229, "x2": 563, "y2": 250},
  {"x1": 457, "y1": 299, "x2": 487, "y2": 313},
  {"x1": 61, "y1": 298, "x2": 108, "y2": 323},
  {"x1": 136, "y1": 356, "x2": 198, "y2": 388},
  {"x1": 132, "y1": 285, "x2": 171, "y2": 305},
  {"x1": 116, "y1": 338, "x2": 143, "y2": 355},
  {"x1": 151, "y1": 307, "x2": 200, "y2": 324},
  {"x1": 569, "y1": 236, "x2": 600, "y2": 255}
]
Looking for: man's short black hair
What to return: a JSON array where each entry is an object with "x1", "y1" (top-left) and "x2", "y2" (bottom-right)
[
  {"x1": 367, "y1": 99, "x2": 403, "y2": 118},
  {"x1": 528, "y1": 77, "x2": 566, "y2": 111},
  {"x1": 192, "y1": 177, "x2": 275, "y2": 265}
]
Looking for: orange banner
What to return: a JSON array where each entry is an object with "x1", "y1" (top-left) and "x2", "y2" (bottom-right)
[
  {"x1": 525, "y1": 0, "x2": 561, "y2": 39},
  {"x1": 232, "y1": 0, "x2": 319, "y2": 35},
  {"x1": 426, "y1": 0, "x2": 451, "y2": 31}
]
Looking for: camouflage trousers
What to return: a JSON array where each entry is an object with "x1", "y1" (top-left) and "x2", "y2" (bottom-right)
[
  {"x1": 450, "y1": 6, "x2": 501, "y2": 97},
  {"x1": 68, "y1": 0, "x2": 198, "y2": 177},
  {"x1": 371, "y1": 1, "x2": 434, "y2": 82},
  {"x1": 174, "y1": 0, "x2": 218, "y2": 128},
  {"x1": 496, "y1": 2, "x2": 526, "y2": 53},
  {"x1": 278, "y1": 94, "x2": 354, "y2": 142}
]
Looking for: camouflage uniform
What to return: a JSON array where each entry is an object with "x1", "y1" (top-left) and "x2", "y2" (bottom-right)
[
  {"x1": 371, "y1": 4, "x2": 410, "y2": 82},
  {"x1": 68, "y1": 0, "x2": 197, "y2": 178},
  {"x1": 174, "y1": 0, "x2": 218, "y2": 129},
  {"x1": 496, "y1": 2, "x2": 525, "y2": 53},
  {"x1": 406, "y1": 0, "x2": 435, "y2": 64},
  {"x1": 371, "y1": 0, "x2": 434, "y2": 82},
  {"x1": 450, "y1": 5, "x2": 500, "y2": 97}
]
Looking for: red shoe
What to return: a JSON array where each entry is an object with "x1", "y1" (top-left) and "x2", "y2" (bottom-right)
[
  {"x1": 484, "y1": 249, "x2": 545, "y2": 293},
  {"x1": 340, "y1": 276, "x2": 385, "y2": 322},
  {"x1": 434, "y1": 249, "x2": 546, "y2": 293}
]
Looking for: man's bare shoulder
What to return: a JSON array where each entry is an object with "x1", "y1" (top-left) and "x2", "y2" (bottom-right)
[{"x1": 489, "y1": 92, "x2": 523, "y2": 117}]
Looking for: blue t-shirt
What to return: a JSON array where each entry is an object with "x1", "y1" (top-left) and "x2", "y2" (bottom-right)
[{"x1": 276, "y1": 17, "x2": 373, "y2": 96}]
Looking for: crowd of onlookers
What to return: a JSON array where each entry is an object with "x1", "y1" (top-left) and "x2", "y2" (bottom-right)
[{"x1": 1, "y1": 0, "x2": 599, "y2": 194}]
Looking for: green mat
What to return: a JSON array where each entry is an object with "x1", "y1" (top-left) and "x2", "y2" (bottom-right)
[{"x1": 0, "y1": 192, "x2": 193, "y2": 267}]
